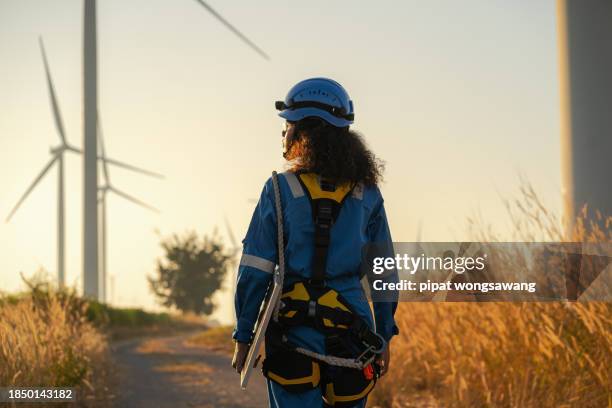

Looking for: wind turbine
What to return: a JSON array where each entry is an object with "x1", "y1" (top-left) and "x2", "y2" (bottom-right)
[
  {"x1": 5, "y1": 37, "x2": 162, "y2": 289},
  {"x1": 97, "y1": 119, "x2": 159, "y2": 303},
  {"x1": 4, "y1": 37, "x2": 74, "y2": 288},
  {"x1": 81, "y1": 0, "x2": 270, "y2": 300},
  {"x1": 224, "y1": 216, "x2": 242, "y2": 322}
]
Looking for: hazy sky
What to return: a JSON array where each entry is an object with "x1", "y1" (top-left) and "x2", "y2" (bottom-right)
[{"x1": 0, "y1": 0, "x2": 561, "y2": 323}]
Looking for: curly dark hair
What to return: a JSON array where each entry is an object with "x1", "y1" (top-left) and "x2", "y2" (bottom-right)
[{"x1": 284, "y1": 117, "x2": 384, "y2": 187}]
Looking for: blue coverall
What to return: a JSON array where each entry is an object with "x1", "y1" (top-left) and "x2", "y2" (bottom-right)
[{"x1": 233, "y1": 171, "x2": 399, "y2": 408}]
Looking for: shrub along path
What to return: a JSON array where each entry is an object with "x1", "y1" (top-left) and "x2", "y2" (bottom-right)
[{"x1": 112, "y1": 332, "x2": 267, "y2": 407}]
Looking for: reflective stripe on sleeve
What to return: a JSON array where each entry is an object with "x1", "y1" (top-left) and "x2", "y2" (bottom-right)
[
  {"x1": 239, "y1": 254, "x2": 276, "y2": 274},
  {"x1": 281, "y1": 172, "x2": 304, "y2": 198}
]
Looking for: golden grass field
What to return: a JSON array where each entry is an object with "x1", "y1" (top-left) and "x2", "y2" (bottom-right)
[
  {"x1": 369, "y1": 185, "x2": 611, "y2": 408},
  {"x1": 0, "y1": 287, "x2": 114, "y2": 406},
  {"x1": 0, "y1": 278, "x2": 206, "y2": 406},
  {"x1": 369, "y1": 302, "x2": 611, "y2": 408}
]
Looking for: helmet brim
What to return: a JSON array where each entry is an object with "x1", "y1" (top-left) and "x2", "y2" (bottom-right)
[{"x1": 278, "y1": 108, "x2": 352, "y2": 128}]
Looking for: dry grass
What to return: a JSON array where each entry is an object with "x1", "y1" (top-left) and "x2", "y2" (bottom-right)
[
  {"x1": 187, "y1": 325, "x2": 234, "y2": 356},
  {"x1": 369, "y1": 183, "x2": 611, "y2": 408},
  {"x1": 371, "y1": 302, "x2": 611, "y2": 408},
  {"x1": 0, "y1": 285, "x2": 114, "y2": 406}
]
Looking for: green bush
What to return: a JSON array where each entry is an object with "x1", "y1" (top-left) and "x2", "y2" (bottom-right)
[{"x1": 86, "y1": 300, "x2": 172, "y2": 328}]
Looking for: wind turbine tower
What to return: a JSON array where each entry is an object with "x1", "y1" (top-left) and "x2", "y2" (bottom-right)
[
  {"x1": 557, "y1": 0, "x2": 612, "y2": 225},
  {"x1": 83, "y1": 0, "x2": 98, "y2": 298},
  {"x1": 80, "y1": 0, "x2": 268, "y2": 300}
]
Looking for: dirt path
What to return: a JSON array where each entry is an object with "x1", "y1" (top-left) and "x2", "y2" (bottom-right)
[{"x1": 112, "y1": 333, "x2": 268, "y2": 408}]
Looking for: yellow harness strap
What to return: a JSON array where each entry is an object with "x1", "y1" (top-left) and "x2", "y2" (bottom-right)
[{"x1": 298, "y1": 173, "x2": 352, "y2": 203}]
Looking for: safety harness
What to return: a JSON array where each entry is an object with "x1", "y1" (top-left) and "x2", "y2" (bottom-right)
[{"x1": 262, "y1": 172, "x2": 385, "y2": 407}]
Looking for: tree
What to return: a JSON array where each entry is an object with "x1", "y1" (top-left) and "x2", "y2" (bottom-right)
[{"x1": 148, "y1": 231, "x2": 231, "y2": 315}]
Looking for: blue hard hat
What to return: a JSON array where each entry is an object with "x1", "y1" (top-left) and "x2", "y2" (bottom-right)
[{"x1": 275, "y1": 77, "x2": 354, "y2": 127}]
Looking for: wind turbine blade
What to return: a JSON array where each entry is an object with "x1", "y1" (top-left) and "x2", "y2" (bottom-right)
[
  {"x1": 224, "y1": 216, "x2": 239, "y2": 253},
  {"x1": 96, "y1": 113, "x2": 110, "y2": 184},
  {"x1": 65, "y1": 145, "x2": 82, "y2": 154},
  {"x1": 6, "y1": 156, "x2": 57, "y2": 222},
  {"x1": 109, "y1": 187, "x2": 159, "y2": 213},
  {"x1": 39, "y1": 37, "x2": 68, "y2": 144},
  {"x1": 193, "y1": 0, "x2": 270, "y2": 61},
  {"x1": 101, "y1": 157, "x2": 164, "y2": 179},
  {"x1": 65, "y1": 145, "x2": 164, "y2": 179}
]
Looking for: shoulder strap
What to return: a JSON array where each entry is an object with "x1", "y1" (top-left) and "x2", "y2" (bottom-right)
[{"x1": 297, "y1": 173, "x2": 353, "y2": 286}]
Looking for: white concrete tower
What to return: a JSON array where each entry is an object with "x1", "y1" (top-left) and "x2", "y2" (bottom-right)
[
  {"x1": 83, "y1": 0, "x2": 99, "y2": 298},
  {"x1": 557, "y1": 0, "x2": 612, "y2": 225}
]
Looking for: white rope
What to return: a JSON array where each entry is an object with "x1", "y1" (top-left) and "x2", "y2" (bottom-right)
[
  {"x1": 294, "y1": 347, "x2": 367, "y2": 369},
  {"x1": 271, "y1": 171, "x2": 285, "y2": 322}
]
